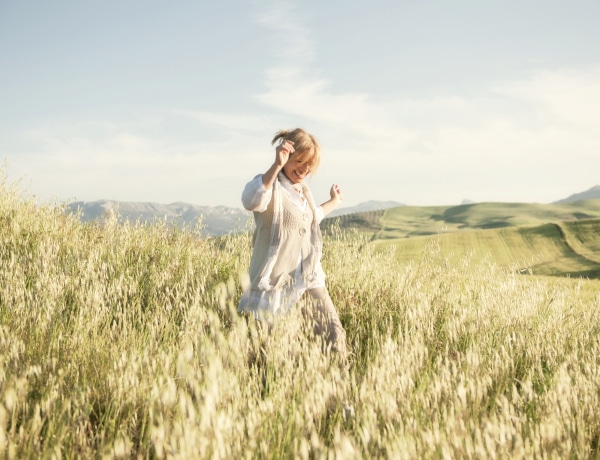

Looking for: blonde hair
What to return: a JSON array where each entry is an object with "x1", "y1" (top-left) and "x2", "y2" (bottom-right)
[{"x1": 271, "y1": 128, "x2": 321, "y2": 174}]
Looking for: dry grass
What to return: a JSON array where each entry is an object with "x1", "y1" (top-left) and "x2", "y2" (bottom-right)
[{"x1": 1, "y1": 173, "x2": 600, "y2": 459}]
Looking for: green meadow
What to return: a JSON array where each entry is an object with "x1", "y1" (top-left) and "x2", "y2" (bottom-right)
[
  {"x1": 375, "y1": 200, "x2": 600, "y2": 238},
  {"x1": 2, "y1": 172, "x2": 600, "y2": 458},
  {"x1": 328, "y1": 200, "x2": 600, "y2": 278}
]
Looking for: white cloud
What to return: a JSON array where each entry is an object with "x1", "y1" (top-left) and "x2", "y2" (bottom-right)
[
  {"x1": 252, "y1": 0, "x2": 600, "y2": 190},
  {"x1": 254, "y1": 4, "x2": 598, "y2": 147},
  {"x1": 253, "y1": 0, "x2": 315, "y2": 63},
  {"x1": 492, "y1": 66, "x2": 600, "y2": 136},
  {"x1": 5, "y1": 117, "x2": 252, "y2": 205}
]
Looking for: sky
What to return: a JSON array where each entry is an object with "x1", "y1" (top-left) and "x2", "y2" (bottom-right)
[{"x1": 1, "y1": 0, "x2": 599, "y2": 210}]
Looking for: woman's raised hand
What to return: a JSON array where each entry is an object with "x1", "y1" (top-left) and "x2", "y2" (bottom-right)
[
  {"x1": 275, "y1": 140, "x2": 295, "y2": 168},
  {"x1": 330, "y1": 184, "x2": 343, "y2": 202}
]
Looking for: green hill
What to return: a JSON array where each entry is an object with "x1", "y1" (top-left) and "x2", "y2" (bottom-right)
[
  {"x1": 372, "y1": 218, "x2": 600, "y2": 278},
  {"x1": 376, "y1": 199, "x2": 600, "y2": 239},
  {"x1": 323, "y1": 199, "x2": 600, "y2": 239},
  {"x1": 323, "y1": 199, "x2": 600, "y2": 279}
]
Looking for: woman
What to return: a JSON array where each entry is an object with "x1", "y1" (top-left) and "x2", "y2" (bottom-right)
[{"x1": 238, "y1": 128, "x2": 347, "y2": 357}]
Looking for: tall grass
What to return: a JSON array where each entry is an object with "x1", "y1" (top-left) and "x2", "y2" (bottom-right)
[{"x1": 1, "y1": 174, "x2": 600, "y2": 459}]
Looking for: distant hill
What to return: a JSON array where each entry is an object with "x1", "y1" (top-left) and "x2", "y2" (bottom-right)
[
  {"x1": 328, "y1": 200, "x2": 404, "y2": 217},
  {"x1": 554, "y1": 185, "x2": 600, "y2": 203},
  {"x1": 65, "y1": 188, "x2": 600, "y2": 239},
  {"x1": 373, "y1": 217, "x2": 600, "y2": 279},
  {"x1": 322, "y1": 199, "x2": 600, "y2": 240},
  {"x1": 66, "y1": 200, "x2": 251, "y2": 237},
  {"x1": 376, "y1": 200, "x2": 600, "y2": 239}
]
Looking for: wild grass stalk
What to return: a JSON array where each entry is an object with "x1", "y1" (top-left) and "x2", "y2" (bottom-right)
[{"x1": 1, "y1": 173, "x2": 599, "y2": 458}]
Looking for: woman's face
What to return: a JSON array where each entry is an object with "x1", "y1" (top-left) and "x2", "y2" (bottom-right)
[{"x1": 282, "y1": 153, "x2": 314, "y2": 184}]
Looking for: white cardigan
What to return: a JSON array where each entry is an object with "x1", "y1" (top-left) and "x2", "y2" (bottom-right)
[{"x1": 238, "y1": 173, "x2": 326, "y2": 318}]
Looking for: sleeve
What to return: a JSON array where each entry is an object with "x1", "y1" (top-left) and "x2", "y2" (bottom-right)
[
  {"x1": 314, "y1": 206, "x2": 325, "y2": 224},
  {"x1": 241, "y1": 174, "x2": 273, "y2": 212}
]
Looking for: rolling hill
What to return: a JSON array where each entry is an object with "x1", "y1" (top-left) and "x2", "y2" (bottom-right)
[
  {"x1": 372, "y1": 218, "x2": 600, "y2": 279},
  {"x1": 64, "y1": 185, "x2": 599, "y2": 237},
  {"x1": 323, "y1": 199, "x2": 600, "y2": 279},
  {"x1": 323, "y1": 199, "x2": 600, "y2": 239}
]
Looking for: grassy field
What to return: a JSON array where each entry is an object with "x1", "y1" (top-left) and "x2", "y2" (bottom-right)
[
  {"x1": 2, "y1": 174, "x2": 600, "y2": 458},
  {"x1": 373, "y1": 219, "x2": 600, "y2": 279},
  {"x1": 325, "y1": 200, "x2": 600, "y2": 279}
]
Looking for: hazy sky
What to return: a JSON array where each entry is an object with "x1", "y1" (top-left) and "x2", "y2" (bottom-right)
[{"x1": 1, "y1": 0, "x2": 599, "y2": 209}]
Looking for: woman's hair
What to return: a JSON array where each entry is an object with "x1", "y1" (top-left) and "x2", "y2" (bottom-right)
[{"x1": 271, "y1": 128, "x2": 321, "y2": 174}]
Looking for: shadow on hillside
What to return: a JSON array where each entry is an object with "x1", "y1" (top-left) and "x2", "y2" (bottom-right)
[
  {"x1": 430, "y1": 205, "x2": 515, "y2": 230},
  {"x1": 561, "y1": 269, "x2": 600, "y2": 280},
  {"x1": 531, "y1": 267, "x2": 600, "y2": 280},
  {"x1": 474, "y1": 220, "x2": 512, "y2": 229}
]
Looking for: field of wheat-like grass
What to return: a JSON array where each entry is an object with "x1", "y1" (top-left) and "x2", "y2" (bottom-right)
[{"x1": 1, "y1": 175, "x2": 600, "y2": 459}]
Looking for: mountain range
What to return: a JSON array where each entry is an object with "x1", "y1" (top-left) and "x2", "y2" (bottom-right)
[
  {"x1": 66, "y1": 186, "x2": 600, "y2": 237},
  {"x1": 66, "y1": 201, "x2": 253, "y2": 237},
  {"x1": 552, "y1": 185, "x2": 600, "y2": 204}
]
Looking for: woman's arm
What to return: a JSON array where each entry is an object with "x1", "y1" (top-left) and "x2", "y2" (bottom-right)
[
  {"x1": 320, "y1": 184, "x2": 344, "y2": 217},
  {"x1": 243, "y1": 139, "x2": 296, "y2": 211},
  {"x1": 262, "y1": 139, "x2": 295, "y2": 189}
]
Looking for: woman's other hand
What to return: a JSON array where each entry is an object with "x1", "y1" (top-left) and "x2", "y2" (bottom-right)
[{"x1": 330, "y1": 184, "x2": 343, "y2": 202}]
